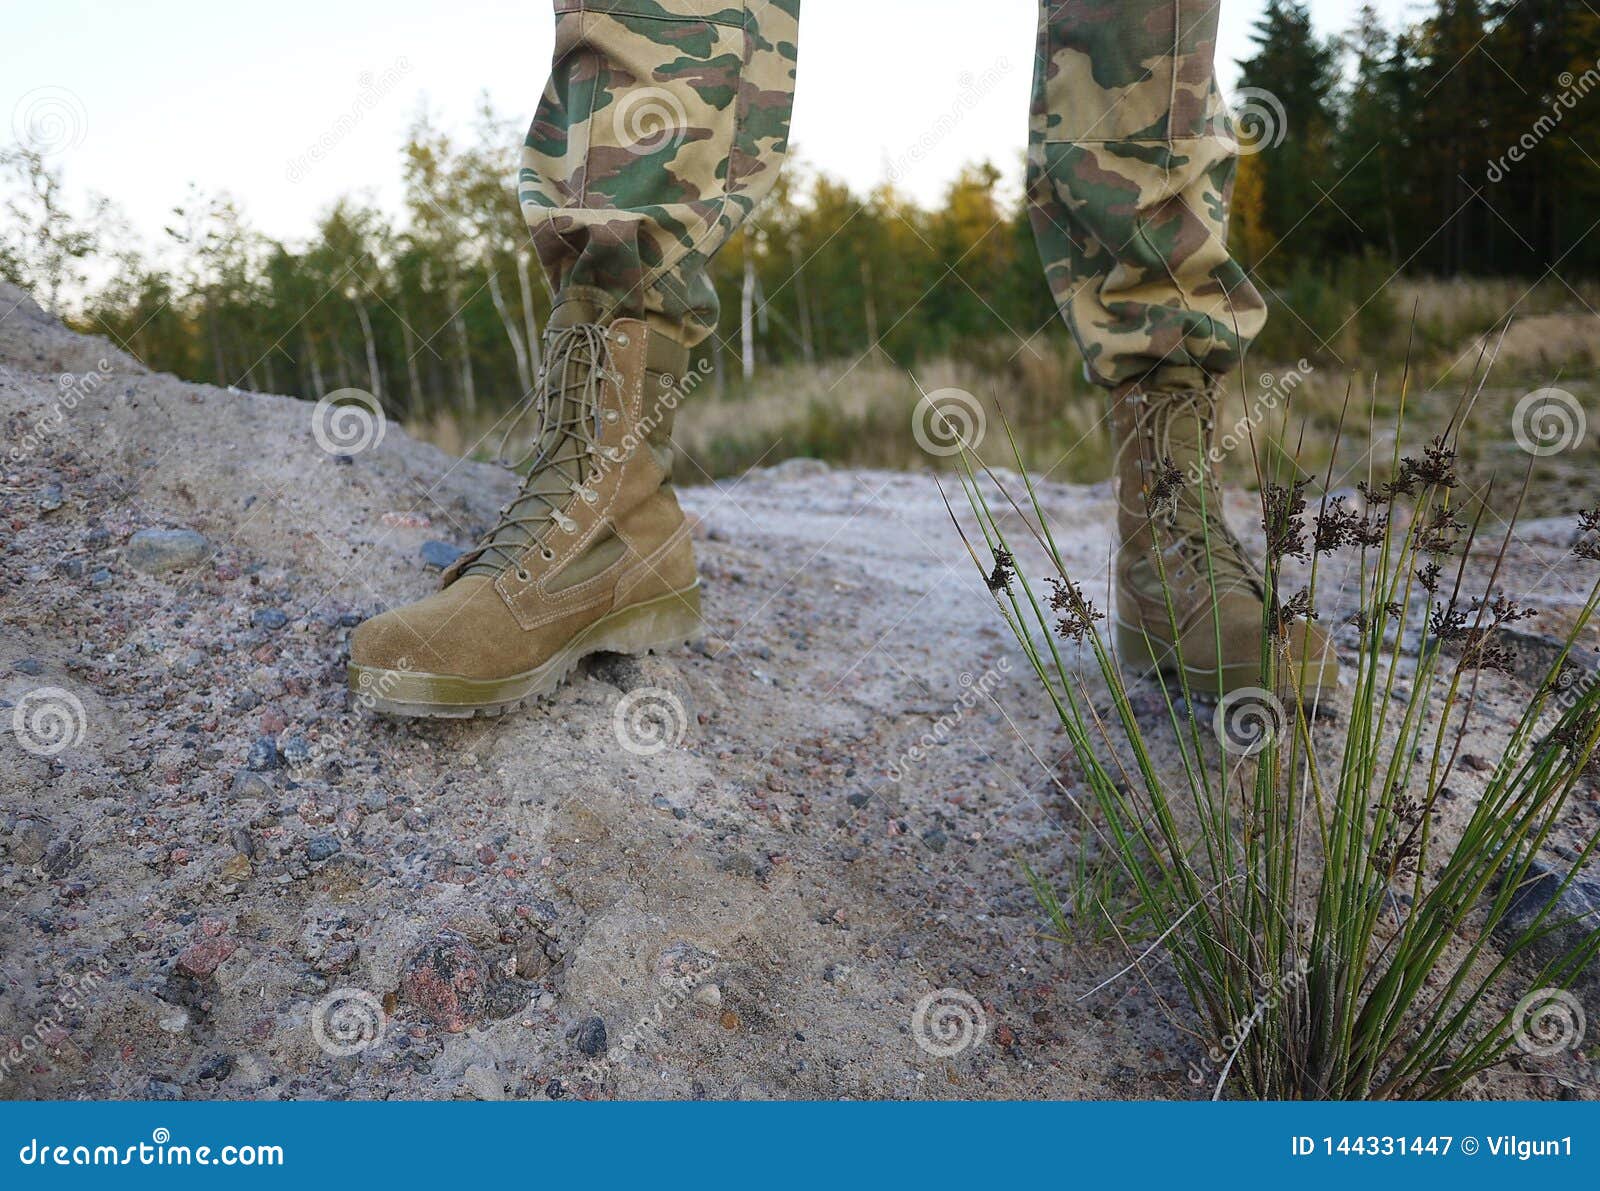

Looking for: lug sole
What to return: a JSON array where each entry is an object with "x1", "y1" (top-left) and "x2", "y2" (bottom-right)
[
  {"x1": 1113, "y1": 617, "x2": 1339, "y2": 700},
  {"x1": 349, "y1": 584, "x2": 703, "y2": 719}
]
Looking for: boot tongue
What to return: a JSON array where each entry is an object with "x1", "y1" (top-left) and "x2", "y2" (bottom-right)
[{"x1": 460, "y1": 312, "x2": 609, "y2": 579}]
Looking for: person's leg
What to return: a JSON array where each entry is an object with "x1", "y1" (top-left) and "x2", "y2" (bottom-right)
[
  {"x1": 349, "y1": 1, "x2": 802, "y2": 716},
  {"x1": 1027, "y1": 0, "x2": 1335, "y2": 696},
  {"x1": 521, "y1": 0, "x2": 802, "y2": 347},
  {"x1": 1028, "y1": 0, "x2": 1260, "y2": 388}
]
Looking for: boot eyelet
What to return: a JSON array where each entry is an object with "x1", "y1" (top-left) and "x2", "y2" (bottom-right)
[
  {"x1": 614, "y1": 333, "x2": 630, "y2": 347},
  {"x1": 539, "y1": 547, "x2": 555, "y2": 561},
  {"x1": 604, "y1": 410, "x2": 619, "y2": 424},
  {"x1": 515, "y1": 567, "x2": 531, "y2": 583}
]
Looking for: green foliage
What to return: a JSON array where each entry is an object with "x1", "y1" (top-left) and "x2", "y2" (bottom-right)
[{"x1": 954, "y1": 380, "x2": 1600, "y2": 1099}]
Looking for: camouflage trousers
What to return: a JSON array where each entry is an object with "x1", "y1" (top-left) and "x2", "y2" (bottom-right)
[{"x1": 520, "y1": 0, "x2": 1265, "y2": 389}]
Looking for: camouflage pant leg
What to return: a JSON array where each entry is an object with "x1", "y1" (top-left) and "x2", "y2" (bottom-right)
[
  {"x1": 1028, "y1": 1, "x2": 1266, "y2": 390},
  {"x1": 520, "y1": 0, "x2": 801, "y2": 347}
]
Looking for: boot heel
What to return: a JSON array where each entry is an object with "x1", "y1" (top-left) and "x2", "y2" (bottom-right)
[{"x1": 587, "y1": 585, "x2": 704, "y2": 656}]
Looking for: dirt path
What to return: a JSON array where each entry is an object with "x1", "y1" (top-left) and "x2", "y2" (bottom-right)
[
  {"x1": 0, "y1": 283, "x2": 1191, "y2": 1100},
  {"x1": 5, "y1": 282, "x2": 1595, "y2": 1101}
]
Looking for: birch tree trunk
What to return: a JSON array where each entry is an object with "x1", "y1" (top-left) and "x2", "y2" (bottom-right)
[
  {"x1": 486, "y1": 256, "x2": 534, "y2": 396},
  {"x1": 740, "y1": 248, "x2": 756, "y2": 381},
  {"x1": 351, "y1": 294, "x2": 383, "y2": 401},
  {"x1": 516, "y1": 251, "x2": 543, "y2": 375}
]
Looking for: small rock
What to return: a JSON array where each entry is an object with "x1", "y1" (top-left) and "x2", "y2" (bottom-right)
[
  {"x1": 398, "y1": 931, "x2": 490, "y2": 1033},
  {"x1": 767, "y1": 457, "x2": 830, "y2": 479},
  {"x1": 246, "y1": 738, "x2": 279, "y2": 772},
  {"x1": 158, "y1": 1007, "x2": 189, "y2": 1034},
  {"x1": 231, "y1": 770, "x2": 273, "y2": 798},
  {"x1": 13, "y1": 658, "x2": 43, "y2": 676},
  {"x1": 692, "y1": 984, "x2": 723, "y2": 1009},
  {"x1": 37, "y1": 483, "x2": 64, "y2": 512},
  {"x1": 462, "y1": 1064, "x2": 506, "y2": 1101},
  {"x1": 125, "y1": 528, "x2": 210, "y2": 574},
  {"x1": 420, "y1": 541, "x2": 464, "y2": 570},
  {"x1": 921, "y1": 827, "x2": 948, "y2": 853},
  {"x1": 570, "y1": 1016, "x2": 608, "y2": 1056},
  {"x1": 89, "y1": 568, "x2": 113, "y2": 588},
  {"x1": 251, "y1": 608, "x2": 288, "y2": 631},
  {"x1": 176, "y1": 935, "x2": 237, "y2": 979},
  {"x1": 305, "y1": 835, "x2": 342, "y2": 862},
  {"x1": 281, "y1": 736, "x2": 312, "y2": 767}
]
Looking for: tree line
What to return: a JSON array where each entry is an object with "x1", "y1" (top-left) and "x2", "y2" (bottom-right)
[{"x1": 1, "y1": 1, "x2": 1595, "y2": 425}]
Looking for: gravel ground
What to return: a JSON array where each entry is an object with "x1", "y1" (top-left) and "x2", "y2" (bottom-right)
[{"x1": 1, "y1": 282, "x2": 1595, "y2": 1101}]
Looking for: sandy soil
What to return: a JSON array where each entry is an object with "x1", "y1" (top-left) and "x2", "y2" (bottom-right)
[{"x1": 1, "y1": 281, "x2": 1594, "y2": 1101}]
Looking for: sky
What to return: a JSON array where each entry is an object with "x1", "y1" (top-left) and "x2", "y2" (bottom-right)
[{"x1": 4, "y1": 0, "x2": 1420, "y2": 252}]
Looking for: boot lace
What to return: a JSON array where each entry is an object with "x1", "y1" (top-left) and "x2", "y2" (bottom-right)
[
  {"x1": 1132, "y1": 387, "x2": 1262, "y2": 593},
  {"x1": 458, "y1": 322, "x2": 621, "y2": 580}
]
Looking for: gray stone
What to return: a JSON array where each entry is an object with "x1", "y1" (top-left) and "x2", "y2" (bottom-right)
[
  {"x1": 305, "y1": 835, "x2": 342, "y2": 862},
  {"x1": 570, "y1": 1015, "x2": 608, "y2": 1057},
  {"x1": 125, "y1": 528, "x2": 210, "y2": 574},
  {"x1": 245, "y1": 739, "x2": 279, "y2": 772},
  {"x1": 420, "y1": 541, "x2": 464, "y2": 570},
  {"x1": 231, "y1": 770, "x2": 274, "y2": 798},
  {"x1": 251, "y1": 608, "x2": 288, "y2": 631}
]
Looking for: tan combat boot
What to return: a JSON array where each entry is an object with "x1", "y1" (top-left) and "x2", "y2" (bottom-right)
[
  {"x1": 1110, "y1": 381, "x2": 1338, "y2": 698},
  {"x1": 348, "y1": 300, "x2": 703, "y2": 717}
]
